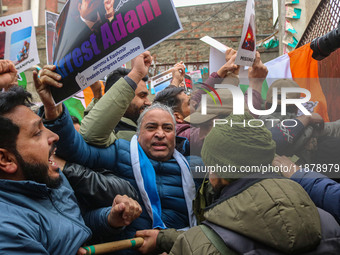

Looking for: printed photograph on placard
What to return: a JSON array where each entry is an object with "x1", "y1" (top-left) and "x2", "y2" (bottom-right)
[
  {"x1": 241, "y1": 14, "x2": 255, "y2": 51},
  {"x1": 10, "y1": 26, "x2": 32, "y2": 65}
]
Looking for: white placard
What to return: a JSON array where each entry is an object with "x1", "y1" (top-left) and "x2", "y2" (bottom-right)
[
  {"x1": 0, "y1": 10, "x2": 40, "y2": 73},
  {"x1": 234, "y1": 0, "x2": 256, "y2": 67}
]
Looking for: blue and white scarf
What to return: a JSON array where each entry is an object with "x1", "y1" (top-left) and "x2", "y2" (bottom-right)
[{"x1": 130, "y1": 135, "x2": 197, "y2": 229}]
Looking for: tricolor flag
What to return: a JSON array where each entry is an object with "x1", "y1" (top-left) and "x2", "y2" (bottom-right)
[{"x1": 264, "y1": 42, "x2": 329, "y2": 122}]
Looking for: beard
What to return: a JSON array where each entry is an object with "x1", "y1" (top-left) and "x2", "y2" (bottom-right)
[
  {"x1": 124, "y1": 104, "x2": 146, "y2": 124},
  {"x1": 15, "y1": 146, "x2": 61, "y2": 189}
]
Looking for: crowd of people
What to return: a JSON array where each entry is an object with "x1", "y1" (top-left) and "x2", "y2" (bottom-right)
[{"x1": 0, "y1": 44, "x2": 340, "y2": 254}]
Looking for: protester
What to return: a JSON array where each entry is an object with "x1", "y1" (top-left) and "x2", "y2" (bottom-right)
[
  {"x1": 153, "y1": 50, "x2": 266, "y2": 155},
  {"x1": 79, "y1": 57, "x2": 190, "y2": 156},
  {"x1": 273, "y1": 155, "x2": 340, "y2": 223},
  {"x1": 71, "y1": 115, "x2": 81, "y2": 132},
  {"x1": 0, "y1": 86, "x2": 142, "y2": 254},
  {"x1": 33, "y1": 52, "x2": 203, "y2": 253},
  {"x1": 136, "y1": 113, "x2": 340, "y2": 254},
  {"x1": 81, "y1": 67, "x2": 150, "y2": 146},
  {"x1": 261, "y1": 78, "x2": 340, "y2": 163}
]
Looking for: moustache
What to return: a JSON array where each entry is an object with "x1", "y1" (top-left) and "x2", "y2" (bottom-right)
[{"x1": 49, "y1": 144, "x2": 57, "y2": 158}]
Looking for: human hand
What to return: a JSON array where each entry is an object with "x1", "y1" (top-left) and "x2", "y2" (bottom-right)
[
  {"x1": 0, "y1": 60, "x2": 18, "y2": 89},
  {"x1": 297, "y1": 112, "x2": 324, "y2": 132},
  {"x1": 89, "y1": 80, "x2": 103, "y2": 99},
  {"x1": 33, "y1": 65, "x2": 63, "y2": 120},
  {"x1": 309, "y1": 112, "x2": 324, "y2": 132},
  {"x1": 76, "y1": 247, "x2": 87, "y2": 255},
  {"x1": 217, "y1": 49, "x2": 239, "y2": 78},
  {"x1": 108, "y1": 195, "x2": 142, "y2": 228},
  {"x1": 128, "y1": 51, "x2": 152, "y2": 84},
  {"x1": 104, "y1": 0, "x2": 115, "y2": 21},
  {"x1": 135, "y1": 229, "x2": 160, "y2": 254},
  {"x1": 248, "y1": 51, "x2": 268, "y2": 93},
  {"x1": 171, "y1": 61, "x2": 185, "y2": 87},
  {"x1": 272, "y1": 155, "x2": 300, "y2": 178}
]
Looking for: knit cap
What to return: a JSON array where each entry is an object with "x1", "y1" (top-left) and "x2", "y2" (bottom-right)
[{"x1": 201, "y1": 112, "x2": 276, "y2": 180}]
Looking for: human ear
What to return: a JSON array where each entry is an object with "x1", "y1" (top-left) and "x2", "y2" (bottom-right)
[
  {"x1": 0, "y1": 149, "x2": 18, "y2": 174},
  {"x1": 174, "y1": 112, "x2": 184, "y2": 123}
]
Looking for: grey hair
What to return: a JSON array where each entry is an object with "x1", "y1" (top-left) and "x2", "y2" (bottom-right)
[{"x1": 137, "y1": 102, "x2": 176, "y2": 135}]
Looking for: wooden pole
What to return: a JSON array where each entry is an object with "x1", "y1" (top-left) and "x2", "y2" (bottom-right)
[{"x1": 83, "y1": 237, "x2": 144, "y2": 255}]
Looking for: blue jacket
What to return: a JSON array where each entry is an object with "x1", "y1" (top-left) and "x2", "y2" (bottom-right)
[
  {"x1": 44, "y1": 107, "x2": 203, "y2": 241},
  {"x1": 292, "y1": 170, "x2": 340, "y2": 223},
  {"x1": 0, "y1": 172, "x2": 115, "y2": 254}
]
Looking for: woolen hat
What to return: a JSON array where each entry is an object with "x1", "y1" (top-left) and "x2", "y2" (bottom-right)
[
  {"x1": 185, "y1": 88, "x2": 249, "y2": 125},
  {"x1": 201, "y1": 113, "x2": 276, "y2": 179},
  {"x1": 266, "y1": 79, "x2": 300, "y2": 104}
]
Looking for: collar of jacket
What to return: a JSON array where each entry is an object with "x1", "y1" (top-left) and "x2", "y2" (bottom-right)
[{"x1": 203, "y1": 173, "x2": 321, "y2": 253}]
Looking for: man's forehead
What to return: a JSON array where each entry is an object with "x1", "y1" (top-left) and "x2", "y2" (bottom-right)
[
  {"x1": 136, "y1": 80, "x2": 148, "y2": 91},
  {"x1": 5, "y1": 105, "x2": 39, "y2": 127},
  {"x1": 142, "y1": 109, "x2": 174, "y2": 124}
]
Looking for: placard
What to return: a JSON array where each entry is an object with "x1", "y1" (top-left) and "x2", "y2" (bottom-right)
[
  {"x1": 0, "y1": 10, "x2": 40, "y2": 73},
  {"x1": 51, "y1": 0, "x2": 182, "y2": 105},
  {"x1": 234, "y1": 0, "x2": 256, "y2": 66}
]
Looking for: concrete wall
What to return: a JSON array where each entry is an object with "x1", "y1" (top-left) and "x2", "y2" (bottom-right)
[
  {"x1": 289, "y1": 0, "x2": 321, "y2": 42},
  {"x1": 278, "y1": 0, "x2": 321, "y2": 54}
]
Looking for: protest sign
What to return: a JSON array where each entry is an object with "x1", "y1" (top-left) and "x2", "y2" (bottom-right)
[
  {"x1": 150, "y1": 68, "x2": 173, "y2": 94},
  {"x1": 150, "y1": 65, "x2": 192, "y2": 94},
  {"x1": 45, "y1": 11, "x2": 59, "y2": 65},
  {"x1": 235, "y1": 0, "x2": 256, "y2": 66},
  {"x1": 200, "y1": 35, "x2": 229, "y2": 74},
  {"x1": 187, "y1": 70, "x2": 202, "y2": 85},
  {"x1": 51, "y1": 0, "x2": 182, "y2": 104},
  {"x1": 0, "y1": 10, "x2": 40, "y2": 73}
]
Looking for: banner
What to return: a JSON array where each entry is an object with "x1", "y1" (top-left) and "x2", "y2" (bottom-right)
[
  {"x1": 235, "y1": 0, "x2": 256, "y2": 66},
  {"x1": 0, "y1": 10, "x2": 40, "y2": 73},
  {"x1": 51, "y1": 0, "x2": 182, "y2": 104}
]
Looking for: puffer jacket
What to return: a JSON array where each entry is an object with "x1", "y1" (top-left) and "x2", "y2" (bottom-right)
[
  {"x1": 158, "y1": 175, "x2": 340, "y2": 254},
  {"x1": 291, "y1": 170, "x2": 340, "y2": 223},
  {"x1": 0, "y1": 172, "x2": 115, "y2": 254},
  {"x1": 43, "y1": 106, "x2": 203, "y2": 242},
  {"x1": 176, "y1": 123, "x2": 203, "y2": 155}
]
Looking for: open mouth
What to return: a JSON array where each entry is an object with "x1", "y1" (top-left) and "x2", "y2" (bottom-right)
[
  {"x1": 48, "y1": 145, "x2": 58, "y2": 169},
  {"x1": 152, "y1": 142, "x2": 167, "y2": 150}
]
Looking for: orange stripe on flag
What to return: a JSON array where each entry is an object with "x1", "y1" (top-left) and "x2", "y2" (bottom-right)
[
  {"x1": 288, "y1": 43, "x2": 329, "y2": 122},
  {"x1": 83, "y1": 81, "x2": 105, "y2": 107}
]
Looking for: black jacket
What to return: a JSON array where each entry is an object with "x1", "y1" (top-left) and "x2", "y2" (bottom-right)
[{"x1": 63, "y1": 162, "x2": 138, "y2": 210}]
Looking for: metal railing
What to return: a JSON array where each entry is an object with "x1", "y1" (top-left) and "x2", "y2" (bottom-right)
[{"x1": 297, "y1": 0, "x2": 340, "y2": 47}]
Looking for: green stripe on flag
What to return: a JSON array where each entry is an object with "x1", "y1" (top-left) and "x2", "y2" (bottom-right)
[
  {"x1": 18, "y1": 72, "x2": 27, "y2": 90},
  {"x1": 261, "y1": 79, "x2": 269, "y2": 101},
  {"x1": 239, "y1": 79, "x2": 268, "y2": 101},
  {"x1": 64, "y1": 97, "x2": 85, "y2": 122}
]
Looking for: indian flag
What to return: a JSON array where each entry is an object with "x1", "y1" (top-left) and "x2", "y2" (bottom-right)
[{"x1": 264, "y1": 42, "x2": 329, "y2": 122}]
